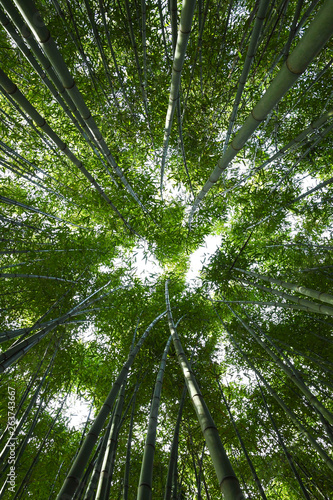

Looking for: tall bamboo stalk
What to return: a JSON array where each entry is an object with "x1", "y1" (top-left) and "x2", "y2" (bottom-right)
[
  {"x1": 160, "y1": 0, "x2": 196, "y2": 196},
  {"x1": 137, "y1": 335, "x2": 172, "y2": 499},
  {"x1": 165, "y1": 280, "x2": 244, "y2": 499}
]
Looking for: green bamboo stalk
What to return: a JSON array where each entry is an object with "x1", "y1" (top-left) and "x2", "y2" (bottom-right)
[
  {"x1": 122, "y1": 382, "x2": 139, "y2": 500},
  {"x1": 95, "y1": 378, "x2": 127, "y2": 500},
  {"x1": 122, "y1": 0, "x2": 156, "y2": 149},
  {"x1": 98, "y1": 0, "x2": 134, "y2": 113},
  {"x1": 0, "y1": 69, "x2": 137, "y2": 235},
  {"x1": 189, "y1": 0, "x2": 333, "y2": 226},
  {"x1": 165, "y1": 280, "x2": 244, "y2": 499},
  {"x1": 169, "y1": 0, "x2": 178, "y2": 55},
  {"x1": 83, "y1": 417, "x2": 114, "y2": 500},
  {"x1": 164, "y1": 383, "x2": 187, "y2": 500},
  {"x1": 0, "y1": 194, "x2": 87, "y2": 230},
  {"x1": 0, "y1": 2, "x2": 119, "y2": 184},
  {"x1": 160, "y1": 0, "x2": 196, "y2": 196},
  {"x1": 158, "y1": 0, "x2": 170, "y2": 63},
  {"x1": 74, "y1": 440, "x2": 102, "y2": 500},
  {"x1": 238, "y1": 277, "x2": 333, "y2": 316},
  {"x1": 141, "y1": 0, "x2": 147, "y2": 87},
  {"x1": 0, "y1": 344, "x2": 58, "y2": 469},
  {"x1": 13, "y1": 394, "x2": 67, "y2": 499},
  {"x1": 0, "y1": 273, "x2": 76, "y2": 283},
  {"x1": 57, "y1": 311, "x2": 166, "y2": 499},
  {"x1": 213, "y1": 299, "x2": 310, "y2": 313},
  {"x1": 82, "y1": 0, "x2": 120, "y2": 109},
  {"x1": 137, "y1": 334, "x2": 172, "y2": 499},
  {"x1": 234, "y1": 267, "x2": 333, "y2": 306},
  {"x1": 0, "y1": 283, "x2": 123, "y2": 371}
]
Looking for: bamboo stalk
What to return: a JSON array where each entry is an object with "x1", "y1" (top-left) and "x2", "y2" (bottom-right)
[
  {"x1": 165, "y1": 280, "x2": 244, "y2": 499},
  {"x1": 137, "y1": 335, "x2": 172, "y2": 499},
  {"x1": 160, "y1": 0, "x2": 196, "y2": 196}
]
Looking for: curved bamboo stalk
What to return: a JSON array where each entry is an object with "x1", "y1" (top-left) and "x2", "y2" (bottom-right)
[
  {"x1": 160, "y1": 0, "x2": 197, "y2": 196},
  {"x1": 137, "y1": 335, "x2": 172, "y2": 499},
  {"x1": 189, "y1": 0, "x2": 333, "y2": 226},
  {"x1": 165, "y1": 280, "x2": 244, "y2": 499},
  {"x1": 57, "y1": 311, "x2": 166, "y2": 499}
]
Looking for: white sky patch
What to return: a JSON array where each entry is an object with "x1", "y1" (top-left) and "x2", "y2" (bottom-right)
[
  {"x1": 132, "y1": 241, "x2": 163, "y2": 282},
  {"x1": 186, "y1": 234, "x2": 222, "y2": 284},
  {"x1": 99, "y1": 241, "x2": 163, "y2": 284},
  {"x1": 62, "y1": 392, "x2": 93, "y2": 430}
]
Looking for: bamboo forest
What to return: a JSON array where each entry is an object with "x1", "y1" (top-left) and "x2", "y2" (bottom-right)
[{"x1": 0, "y1": 0, "x2": 333, "y2": 498}]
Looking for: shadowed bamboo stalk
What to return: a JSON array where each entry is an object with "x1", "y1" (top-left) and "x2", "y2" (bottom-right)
[
  {"x1": 13, "y1": 393, "x2": 68, "y2": 499},
  {"x1": 83, "y1": 417, "x2": 114, "y2": 500},
  {"x1": 189, "y1": 0, "x2": 333, "y2": 226},
  {"x1": 164, "y1": 382, "x2": 187, "y2": 500},
  {"x1": 137, "y1": 335, "x2": 172, "y2": 499},
  {"x1": 95, "y1": 379, "x2": 127, "y2": 500},
  {"x1": 123, "y1": 383, "x2": 139, "y2": 500},
  {"x1": 57, "y1": 311, "x2": 166, "y2": 499},
  {"x1": 165, "y1": 280, "x2": 244, "y2": 499}
]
